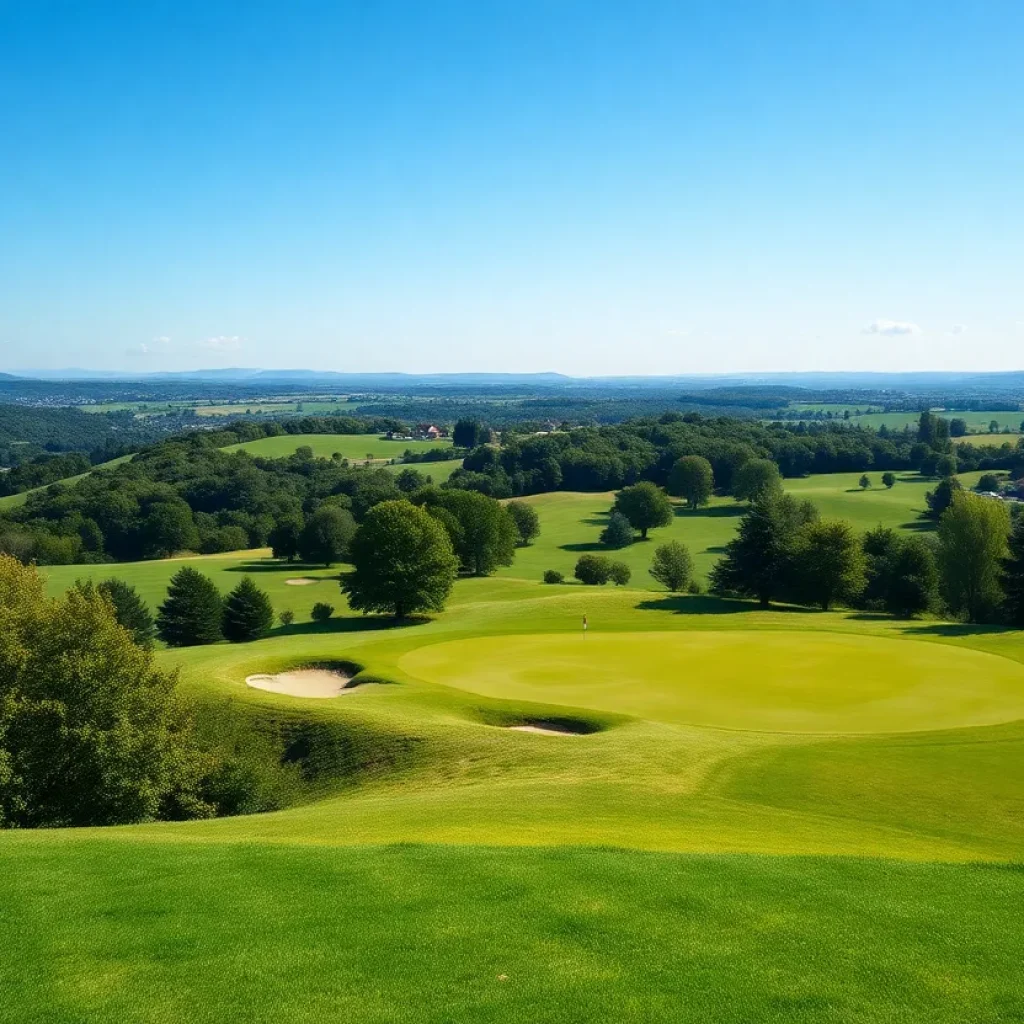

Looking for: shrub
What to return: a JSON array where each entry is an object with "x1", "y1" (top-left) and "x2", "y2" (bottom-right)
[
  {"x1": 881, "y1": 471, "x2": 896, "y2": 489},
  {"x1": 977, "y1": 472, "x2": 1003, "y2": 493},
  {"x1": 543, "y1": 569, "x2": 564, "y2": 584},
  {"x1": 687, "y1": 578, "x2": 704, "y2": 595},
  {"x1": 649, "y1": 540, "x2": 693, "y2": 592},
  {"x1": 279, "y1": 609, "x2": 295, "y2": 627},
  {"x1": 311, "y1": 601, "x2": 335, "y2": 623},
  {"x1": 608, "y1": 561, "x2": 631, "y2": 586},
  {"x1": 600, "y1": 510, "x2": 634, "y2": 548},
  {"x1": 574, "y1": 554, "x2": 613, "y2": 585},
  {"x1": 506, "y1": 501, "x2": 541, "y2": 546}
]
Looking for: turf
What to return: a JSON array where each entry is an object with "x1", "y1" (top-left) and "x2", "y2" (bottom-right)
[
  {"x1": 223, "y1": 432, "x2": 449, "y2": 461},
  {"x1": 6, "y1": 474, "x2": 1024, "y2": 1022}
]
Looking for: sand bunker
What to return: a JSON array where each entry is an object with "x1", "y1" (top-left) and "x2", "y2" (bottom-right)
[
  {"x1": 507, "y1": 724, "x2": 582, "y2": 736},
  {"x1": 245, "y1": 668, "x2": 353, "y2": 698},
  {"x1": 285, "y1": 577, "x2": 320, "y2": 586}
]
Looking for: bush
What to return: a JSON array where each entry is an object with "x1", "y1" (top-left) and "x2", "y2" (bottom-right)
[
  {"x1": 600, "y1": 510, "x2": 634, "y2": 548},
  {"x1": 881, "y1": 471, "x2": 896, "y2": 489},
  {"x1": 311, "y1": 601, "x2": 334, "y2": 623},
  {"x1": 650, "y1": 541, "x2": 693, "y2": 592},
  {"x1": 279, "y1": 609, "x2": 295, "y2": 627},
  {"x1": 574, "y1": 553, "x2": 614, "y2": 585},
  {"x1": 506, "y1": 501, "x2": 540, "y2": 546},
  {"x1": 543, "y1": 569, "x2": 565, "y2": 584},
  {"x1": 687, "y1": 579, "x2": 704, "y2": 595},
  {"x1": 608, "y1": 561, "x2": 631, "y2": 586},
  {"x1": 977, "y1": 472, "x2": 1003, "y2": 493}
]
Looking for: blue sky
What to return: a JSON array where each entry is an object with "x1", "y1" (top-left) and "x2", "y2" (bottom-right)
[{"x1": 1, "y1": 1, "x2": 1022, "y2": 375}]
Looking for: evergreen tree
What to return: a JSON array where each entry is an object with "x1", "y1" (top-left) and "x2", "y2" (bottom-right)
[
  {"x1": 601, "y1": 510, "x2": 635, "y2": 548},
  {"x1": 650, "y1": 541, "x2": 693, "y2": 592},
  {"x1": 76, "y1": 577, "x2": 155, "y2": 648},
  {"x1": 222, "y1": 576, "x2": 274, "y2": 643},
  {"x1": 156, "y1": 566, "x2": 224, "y2": 647},
  {"x1": 710, "y1": 493, "x2": 818, "y2": 606},
  {"x1": 1001, "y1": 515, "x2": 1024, "y2": 626}
]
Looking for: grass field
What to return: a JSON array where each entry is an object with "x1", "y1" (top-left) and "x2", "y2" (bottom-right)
[
  {"x1": 223, "y1": 432, "x2": 450, "y2": 461},
  {"x1": 0, "y1": 454, "x2": 132, "y2": 510},
  {"x1": 781, "y1": 406, "x2": 1022, "y2": 434},
  {"x1": 78, "y1": 398, "x2": 367, "y2": 416},
  {"x1": 5, "y1": 473, "x2": 1024, "y2": 1021}
]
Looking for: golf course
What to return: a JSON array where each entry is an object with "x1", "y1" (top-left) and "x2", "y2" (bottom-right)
[{"x1": 3, "y1": 473, "x2": 1022, "y2": 1024}]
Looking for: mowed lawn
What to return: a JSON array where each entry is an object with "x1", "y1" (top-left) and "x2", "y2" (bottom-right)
[
  {"x1": 500, "y1": 471, "x2": 985, "y2": 586},
  {"x1": 223, "y1": 432, "x2": 451, "y2": 461}
]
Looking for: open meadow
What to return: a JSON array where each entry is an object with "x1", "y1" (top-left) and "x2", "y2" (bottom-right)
[
  {"x1": 223, "y1": 432, "x2": 451, "y2": 461},
  {"x1": 7, "y1": 469, "x2": 1022, "y2": 1022}
]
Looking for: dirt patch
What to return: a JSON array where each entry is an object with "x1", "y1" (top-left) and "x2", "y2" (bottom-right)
[
  {"x1": 246, "y1": 668, "x2": 357, "y2": 698},
  {"x1": 285, "y1": 577, "x2": 320, "y2": 586}
]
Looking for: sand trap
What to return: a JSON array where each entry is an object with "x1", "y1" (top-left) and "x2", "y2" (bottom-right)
[
  {"x1": 246, "y1": 668, "x2": 353, "y2": 698},
  {"x1": 508, "y1": 724, "x2": 582, "y2": 736},
  {"x1": 285, "y1": 577, "x2": 320, "y2": 586}
]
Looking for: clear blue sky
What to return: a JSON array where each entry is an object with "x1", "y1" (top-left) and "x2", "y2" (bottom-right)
[{"x1": 1, "y1": 1, "x2": 1022, "y2": 375}]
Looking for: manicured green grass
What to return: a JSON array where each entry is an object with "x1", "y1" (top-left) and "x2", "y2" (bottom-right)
[
  {"x1": 499, "y1": 471, "x2": 984, "y2": 586},
  {"x1": 7, "y1": 478, "x2": 1024, "y2": 1022},
  {"x1": 223, "y1": 432, "x2": 449, "y2": 461}
]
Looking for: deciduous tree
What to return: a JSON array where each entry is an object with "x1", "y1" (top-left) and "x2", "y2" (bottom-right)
[
  {"x1": 612, "y1": 482, "x2": 673, "y2": 540},
  {"x1": 649, "y1": 541, "x2": 693, "y2": 592},
  {"x1": 791, "y1": 520, "x2": 866, "y2": 610},
  {"x1": 299, "y1": 506, "x2": 356, "y2": 568},
  {"x1": 667, "y1": 456, "x2": 714, "y2": 509},
  {"x1": 732, "y1": 459, "x2": 783, "y2": 503}
]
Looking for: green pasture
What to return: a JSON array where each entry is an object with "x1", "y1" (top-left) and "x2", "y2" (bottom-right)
[
  {"x1": 0, "y1": 454, "x2": 132, "y2": 510},
  {"x1": 6, "y1": 469, "x2": 1024, "y2": 1022},
  {"x1": 223, "y1": 432, "x2": 449, "y2": 461},
  {"x1": 781, "y1": 407, "x2": 1021, "y2": 433}
]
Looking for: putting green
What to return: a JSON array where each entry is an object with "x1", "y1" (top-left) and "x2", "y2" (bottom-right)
[{"x1": 400, "y1": 630, "x2": 1024, "y2": 734}]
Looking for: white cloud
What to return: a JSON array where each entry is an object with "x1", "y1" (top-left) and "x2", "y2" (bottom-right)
[
  {"x1": 862, "y1": 319, "x2": 922, "y2": 337},
  {"x1": 153, "y1": 335, "x2": 171, "y2": 345},
  {"x1": 950, "y1": 324, "x2": 966, "y2": 335},
  {"x1": 200, "y1": 335, "x2": 243, "y2": 352}
]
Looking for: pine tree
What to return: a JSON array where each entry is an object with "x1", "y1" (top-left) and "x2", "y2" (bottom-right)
[
  {"x1": 600, "y1": 510, "x2": 634, "y2": 548},
  {"x1": 96, "y1": 577, "x2": 156, "y2": 648},
  {"x1": 156, "y1": 566, "x2": 224, "y2": 647},
  {"x1": 1003, "y1": 515, "x2": 1024, "y2": 626},
  {"x1": 222, "y1": 576, "x2": 274, "y2": 643}
]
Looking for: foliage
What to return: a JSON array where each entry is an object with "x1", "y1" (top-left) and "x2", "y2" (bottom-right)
[
  {"x1": 156, "y1": 566, "x2": 225, "y2": 647},
  {"x1": 298, "y1": 506, "x2": 356, "y2": 567},
  {"x1": 667, "y1": 456, "x2": 714, "y2": 509},
  {"x1": 417, "y1": 488, "x2": 517, "y2": 575},
  {"x1": 0, "y1": 556, "x2": 208, "y2": 827},
  {"x1": 882, "y1": 471, "x2": 896, "y2": 488},
  {"x1": 90, "y1": 577, "x2": 156, "y2": 647},
  {"x1": 612, "y1": 482, "x2": 673, "y2": 540},
  {"x1": 925, "y1": 476, "x2": 962, "y2": 518},
  {"x1": 859, "y1": 474, "x2": 871, "y2": 490},
  {"x1": 222, "y1": 577, "x2": 274, "y2": 643},
  {"x1": 732, "y1": 459, "x2": 783, "y2": 503},
  {"x1": 453, "y1": 419, "x2": 487, "y2": 448},
  {"x1": 977, "y1": 473, "x2": 1002, "y2": 493},
  {"x1": 600, "y1": 510, "x2": 635, "y2": 548},
  {"x1": 279, "y1": 608, "x2": 295, "y2": 627},
  {"x1": 543, "y1": 569, "x2": 565, "y2": 584},
  {"x1": 395, "y1": 467, "x2": 425, "y2": 493},
  {"x1": 710, "y1": 493, "x2": 818, "y2": 606},
  {"x1": 574, "y1": 554, "x2": 618, "y2": 585},
  {"x1": 268, "y1": 514, "x2": 304, "y2": 560},
  {"x1": 342, "y1": 500, "x2": 458, "y2": 618},
  {"x1": 311, "y1": 601, "x2": 335, "y2": 623},
  {"x1": 935, "y1": 454, "x2": 958, "y2": 478},
  {"x1": 937, "y1": 491, "x2": 1011, "y2": 623},
  {"x1": 790, "y1": 520, "x2": 866, "y2": 610},
  {"x1": 649, "y1": 541, "x2": 693, "y2": 592},
  {"x1": 608, "y1": 561, "x2": 631, "y2": 586},
  {"x1": 1003, "y1": 515, "x2": 1024, "y2": 626},
  {"x1": 506, "y1": 500, "x2": 540, "y2": 546}
]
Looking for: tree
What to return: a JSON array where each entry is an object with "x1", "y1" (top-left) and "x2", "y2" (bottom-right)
[
  {"x1": 222, "y1": 576, "x2": 274, "y2": 643},
  {"x1": 977, "y1": 473, "x2": 1002, "y2": 493},
  {"x1": 862, "y1": 527, "x2": 938, "y2": 618},
  {"x1": 156, "y1": 567, "x2": 224, "y2": 647},
  {"x1": 608, "y1": 561, "x2": 631, "y2": 586},
  {"x1": 612, "y1": 482, "x2": 673, "y2": 540},
  {"x1": 342, "y1": 500, "x2": 458, "y2": 618},
  {"x1": 935, "y1": 454, "x2": 957, "y2": 478},
  {"x1": 543, "y1": 569, "x2": 564, "y2": 584},
  {"x1": 732, "y1": 459, "x2": 783, "y2": 503},
  {"x1": 139, "y1": 499, "x2": 199, "y2": 559},
  {"x1": 600, "y1": 510, "x2": 635, "y2": 548},
  {"x1": 506, "y1": 501, "x2": 540, "y2": 546},
  {"x1": 990, "y1": 420, "x2": 1000, "y2": 433},
  {"x1": 453, "y1": 419, "x2": 485, "y2": 449},
  {"x1": 710, "y1": 493, "x2": 818, "y2": 607},
  {"x1": 1003, "y1": 516, "x2": 1024, "y2": 626},
  {"x1": 926, "y1": 476, "x2": 962, "y2": 518},
  {"x1": 420, "y1": 489, "x2": 517, "y2": 575},
  {"x1": 70, "y1": 577, "x2": 156, "y2": 648},
  {"x1": 949, "y1": 418, "x2": 967, "y2": 438},
  {"x1": 574, "y1": 554, "x2": 614, "y2": 585},
  {"x1": 395, "y1": 467, "x2": 425, "y2": 493},
  {"x1": 268, "y1": 514, "x2": 304, "y2": 561},
  {"x1": 650, "y1": 541, "x2": 693, "y2": 592},
  {"x1": 668, "y1": 456, "x2": 714, "y2": 509},
  {"x1": 881, "y1": 472, "x2": 896, "y2": 489},
  {"x1": 859, "y1": 474, "x2": 871, "y2": 490},
  {"x1": 937, "y1": 490, "x2": 1011, "y2": 623},
  {"x1": 298, "y1": 506, "x2": 356, "y2": 568},
  {"x1": 0, "y1": 556, "x2": 205, "y2": 827},
  {"x1": 791, "y1": 520, "x2": 866, "y2": 610}
]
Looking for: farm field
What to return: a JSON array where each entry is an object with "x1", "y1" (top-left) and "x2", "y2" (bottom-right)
[
  {"x1": 223, "y1": 432, "x2": 450, "y2": 461},
  {"x1": 78, "y1": 398, "x2": 368, "y2": 416},
  {"x1": 3, "y1": 570, "x2": 1024, "y2": 1022},
  {"x1": 780, "y1": 406, "x2": 1022, "y2": 434}
]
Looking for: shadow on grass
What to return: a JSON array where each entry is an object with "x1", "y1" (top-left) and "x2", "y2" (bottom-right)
[
  {"x1": 635, "y1": 595, "x2": 819, "y2": 616},
  {"x1": 272, "y1": 615, "x2": 429, "y2": 638},
  {"x1": 674, "y1": 504, "x2": 745, "y2": 519},
  {"x1": 900, "y1": 518, "x2": 936, "y2": 532},
  {"x1": 900, "y1": 622, "x2": 1019, "y2": 638},
  {"x1": 226, "y1": 560, "x2": 340, "y2": 575}
]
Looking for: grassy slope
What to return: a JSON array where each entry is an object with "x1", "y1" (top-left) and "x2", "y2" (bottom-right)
[
  {"x1": 0, "y1": 454, "x2": 132, "y2": 510},
  {"x1": 223, "y1": 432, "x2": 449, "y2": 460},
  {"x1": 7, "y1": 474, "x2": 1024, "y2": 1022}
]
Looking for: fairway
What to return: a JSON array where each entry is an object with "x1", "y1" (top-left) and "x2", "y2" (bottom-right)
[{"x1": 400, "y1": 630, "x2": 1024, "y2": 734}]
